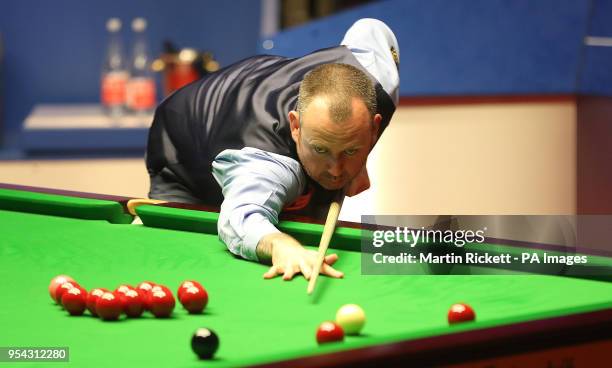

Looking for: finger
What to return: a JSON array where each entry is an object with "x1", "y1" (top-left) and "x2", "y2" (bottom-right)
[
  {"x1": 263, "y1": 265, "x2": 280, "y2": 279},
  {"x1": 321, "y1": 263, "x2": 344, "y2": 279},
  {"x1": 299, "y1": 259, "x2": 312, "y2": 280},
  {"x1": 324, "y1": 253, "x2": 339, "y2": 266},
  {"x1": 283, "y1": 263, "x2": 297, "y2": 281}
]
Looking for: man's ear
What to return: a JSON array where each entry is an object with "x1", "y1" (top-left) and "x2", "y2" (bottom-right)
[
  {"x1": 371, "y1": 113, "x2": 382, "y2": 145},
  {"x1": 289, "y1": 110, "x2": 300, "y2": 143}
]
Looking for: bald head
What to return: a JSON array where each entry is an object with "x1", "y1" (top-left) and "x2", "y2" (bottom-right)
[{"x1": 296, "y1": 63, "x2": 377, "y2": 125}]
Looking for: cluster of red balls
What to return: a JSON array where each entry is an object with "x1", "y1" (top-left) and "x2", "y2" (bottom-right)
[{"x1": 48, "y1": 275, "x2": 208, "y2": 321}]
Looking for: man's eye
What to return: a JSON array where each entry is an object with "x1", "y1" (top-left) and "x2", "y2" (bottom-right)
[
  {"x1": 344, "y1": 148, "x2": 358, "y2": 156},
  {"x1": 313, "y1": 146, "x2": 327, "y2": 154}
]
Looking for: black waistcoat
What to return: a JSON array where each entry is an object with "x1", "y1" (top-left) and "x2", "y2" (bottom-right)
[{"x1": 146, "y1": 46, "x2": 395, "y2": 218}]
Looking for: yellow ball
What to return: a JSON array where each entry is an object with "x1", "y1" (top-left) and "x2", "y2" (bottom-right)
[{"x1": 335, "y1": 304, "x2": 365, "y2": 335}]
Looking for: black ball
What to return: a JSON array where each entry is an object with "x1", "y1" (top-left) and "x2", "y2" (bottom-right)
[{"x1": 191, "y1": 328, "x2": 219, "y2": 359}]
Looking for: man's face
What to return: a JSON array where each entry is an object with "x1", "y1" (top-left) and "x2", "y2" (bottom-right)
[{"x1": 289, "y1": 96, "x2": 380, "y2": 190}]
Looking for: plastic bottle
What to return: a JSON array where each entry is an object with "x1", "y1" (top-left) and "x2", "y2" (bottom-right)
[
  {"x1": 126, "y1": 18, "x2": 156, "y2": 114},
  {"x1": 101, "y1": 18, "x2": 128, "y2": 118}
]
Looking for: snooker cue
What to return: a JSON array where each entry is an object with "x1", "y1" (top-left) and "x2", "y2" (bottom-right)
[
  {"x1": 126, "y1": 198, "x2": 167, "y2": 216},
  {"x1": 307, "y1": 193, "x2": 344, "y2": 295}
]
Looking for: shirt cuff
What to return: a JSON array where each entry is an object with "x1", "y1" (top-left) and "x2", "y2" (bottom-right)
[{"x1": 242, "y1": 214, "x2": 281, "y2": 262}]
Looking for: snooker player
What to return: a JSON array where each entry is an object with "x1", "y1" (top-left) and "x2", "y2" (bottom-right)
[{"x1": 145, "y1": 18, "x2": 399, "y2": 281}]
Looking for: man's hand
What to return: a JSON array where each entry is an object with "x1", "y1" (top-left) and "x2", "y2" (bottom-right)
[
  {"x1": 256, "y1": 232, "x2": 344, "y2": 280},
  {"x1": 346, "y1": 165, "x2": 370, "y2": 197}
]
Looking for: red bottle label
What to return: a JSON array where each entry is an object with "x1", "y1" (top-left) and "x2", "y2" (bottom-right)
[
  {"x1": 101, "y1": 72, "x2": 127, "y2": 106},
  {"x1": 126, "y1": 77, "x2": 156, "y2": 110}
]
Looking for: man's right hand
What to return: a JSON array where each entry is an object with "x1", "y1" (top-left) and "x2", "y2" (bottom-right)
[{"x1": 256, "y1": 232, "x2": 344, "y2": 281}]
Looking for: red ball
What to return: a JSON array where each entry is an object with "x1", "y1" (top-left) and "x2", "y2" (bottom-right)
[
  {"x1": 150, "y1": 284, "x2": 171, "y2": 293},
  {"x1": 179, "y1": 285, "x2": 208, "y2": 314},
  {"x1": 150, "y1": 285, "x2": 173, "y2": 303},
  {"x1": 447, "y1": 303, "x2": 476, "y2": 324},
  {"x1": 49, "y1": 275, "x2": 74, "y2": 303},
  {"x1": 136, "y1": 281, "x2": 155, "y2": 292},
  {"x1": 86, "y1": 288, "x2": 108, "y2": 317},
  {"x1": 177, "y1": 280, "x2": 204, "y2": 300},
  {"x1": 96, "y1": 292, "x2": 122, "y2": 321},
  {"x1": 122, "y1": 289, "x2": 144, "y2": 318},
  {"x1": 136, "y1": 282, "x2": 155, "y2": 310},
  {"x1": 113, "y1": 293, "x2": 125, "y2": 310},
  {"x1": 62, "y1": 287, "x2": 87, "y2": 316},
  {"x1": 70, "y1": 286, "x2": 88, "y2": 304},
  {"x1": 316, "y1": 321, "x2": 344, "y2": 344},
  {"x1": 115, "y1": 284, "x2": 135, "y2": 295},
  {"x1": 113, "y1": 285, "x2": 135, "y2": 309},
  {"x1": 55, "y1": 281, "x2": 80, "y2": 305},
  {"x1": 149, "y1": 287, "x2": 175, "y2": 318}
]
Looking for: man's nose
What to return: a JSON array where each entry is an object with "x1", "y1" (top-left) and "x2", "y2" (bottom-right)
[{"x1": 327, "y1": 157, "x2": 344, "y2": 177}]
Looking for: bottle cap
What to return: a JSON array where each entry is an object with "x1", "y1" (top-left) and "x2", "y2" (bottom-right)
[
  {"x1": 106, "y1": 18, "x2": 122, "y2": 32},
  {"x1": 178, "y1": 48, "x2": 198, "y2": 63},
  {"x1": 132, "y1": 18, "x2": 147, "y2": 32}
]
